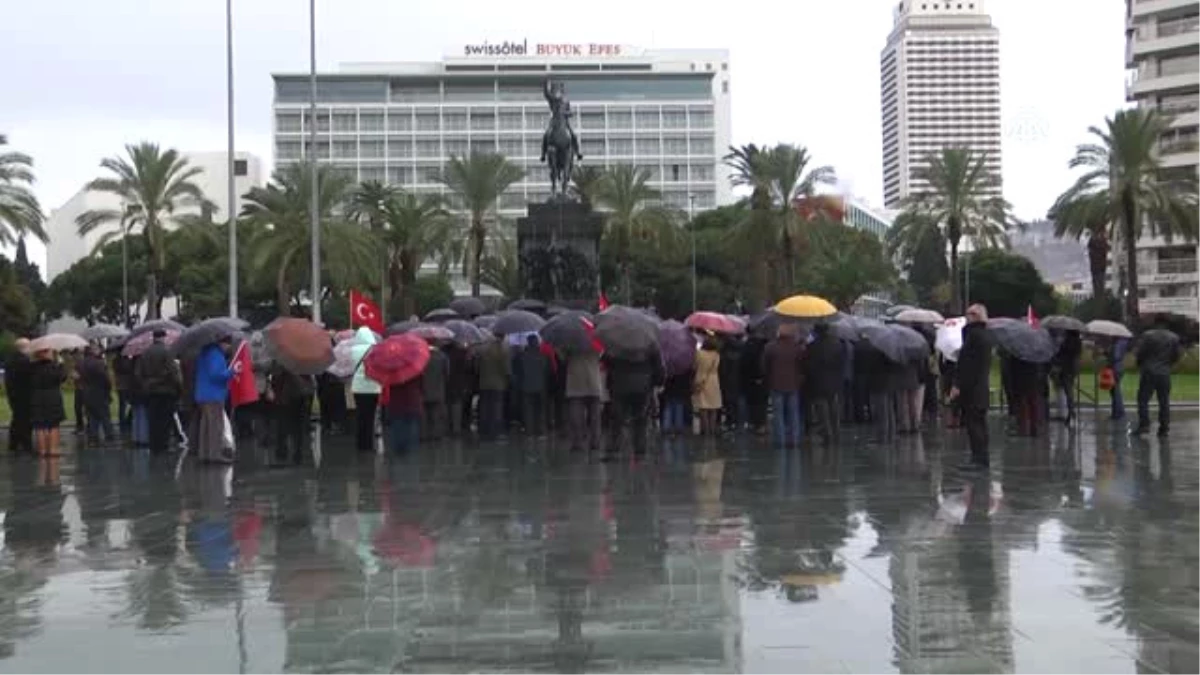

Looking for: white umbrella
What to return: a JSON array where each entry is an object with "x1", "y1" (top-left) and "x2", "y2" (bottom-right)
[
  {"x1": 894, "y1": 308, "x2": 945, "y2": 324},
  {"x1": 935, "y1": 317, "x2": 965, "y2": 361},
  {"x1": 29, "y1": 333, "x2": 89, "y2": 352},
  {"x1": 80, "y1": 323, "x2": 129, "y2": 341},
  {"x1": 1085, "y1": 319, "x2": 1133, "y2": 339}
]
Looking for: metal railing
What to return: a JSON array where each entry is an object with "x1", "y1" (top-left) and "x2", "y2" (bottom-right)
[{"x1": 1157, "y1": 257, "x2": 1199, "y2": 274}]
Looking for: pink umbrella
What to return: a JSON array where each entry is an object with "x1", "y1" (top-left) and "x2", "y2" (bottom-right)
[{"x1": 685, "y1": 311, "x2": 745, "y2": 335}]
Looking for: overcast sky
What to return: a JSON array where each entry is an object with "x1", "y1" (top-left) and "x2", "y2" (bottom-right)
[{"x1": 2, "y1": 0, "x2": 1127, "y2": 267}]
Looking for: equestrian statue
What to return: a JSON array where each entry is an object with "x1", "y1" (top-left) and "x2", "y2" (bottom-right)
[{"x1": 540, "y1": 79, "x2": 584, "y2": 200}]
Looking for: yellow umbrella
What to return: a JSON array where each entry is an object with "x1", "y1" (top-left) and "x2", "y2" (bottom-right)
[{"x1": 773, "y1": 294, "x2": 837, "y2": 319}]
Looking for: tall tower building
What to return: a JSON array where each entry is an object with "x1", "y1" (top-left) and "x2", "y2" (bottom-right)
[
  {"x1": 880, "y1": 0, "x2": 1001, "y2": 208},
  {"x1": 1123, "y1": 0, "x2": 1198, "y2": 318}
]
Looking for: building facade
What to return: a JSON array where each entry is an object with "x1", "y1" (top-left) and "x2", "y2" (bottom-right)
[
  {"x1": 44, "y1": 151, "x2": 264, "y2": 281},
  {"x1": 1124, "y1": 0, "x2": 1199, "y2": 318},
  {"x1": 270, "y1": 45, "x2": 733, "y2": 220},
  {"x1": 880, "y1": 0, "x2": 1002, "y2": 208}
]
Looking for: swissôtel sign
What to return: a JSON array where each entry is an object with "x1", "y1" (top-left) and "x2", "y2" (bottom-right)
[{"x1": 459, "y1": 39, "x2": 635, "y2": 58}]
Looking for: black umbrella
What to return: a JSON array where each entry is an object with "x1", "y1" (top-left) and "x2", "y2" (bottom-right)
[
  {"x1": 883, "y1": 304, "x2": 917, "y2": 319},
  {"x1": 823, "y1": 315, "x2": 859, "y2": 342},
  {"x1": 449, "y1": 297, "x2": 486, "y2": 318},
  {"x1": 492, "y1": 309, "x2": 546, "y2": 336},
  {"x1": 423, "y1": 308, "x2": 460, "y2": 322},
  {"x1": 889, "y1": 323, "x2": 932, "y2": 361},
  {"x1": 539, "y1": 311, "x2": 596, "y2": 355},
  {"x1": 441, "y1": 319, "x2": 488, "y2": 345},
  {"x1": 385, "y1": 319, "x2": 420, "y2": 336},
  {"x1": 748, "y1": 310, "x2": 807, "y2": 339},
  {"x1": 987, "y1": 318, "x2": 1056, "y2": 363},
  {"x1": 1041, "y1": 315, "x2": 1086, "y2": 332},
  {"x1": 594, "y1": 305, "x2": 660, "y2": 359},
  {"x1": 474, "y1": 314, "x2": 498, "y2": 331},
  {"x1": 507, "y1": 298, "x2": 547, "y2": 314},
  {"x1": 172, "y1": 317, "x2": 249, "y2": 358},
  {"x1": 545, "y1": 305, "x2": 573, "y2": 318}
]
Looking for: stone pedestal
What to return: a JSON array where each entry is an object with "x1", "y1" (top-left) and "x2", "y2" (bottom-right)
[{"x1": 516, "y1": 200, "x2": 604, "y2": 307}]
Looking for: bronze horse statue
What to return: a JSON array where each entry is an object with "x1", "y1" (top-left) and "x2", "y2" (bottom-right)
[{"x1": 541, "y1": 80, "x2": 583, "y2": 200}]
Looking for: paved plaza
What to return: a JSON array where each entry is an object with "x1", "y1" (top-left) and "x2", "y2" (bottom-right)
[{"x1": 0, "y1": 413, "x2": 1195, "y2": 673}]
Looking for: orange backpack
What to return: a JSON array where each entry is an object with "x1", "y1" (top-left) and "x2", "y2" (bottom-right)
[{"x1": 1098, "y1": 367, "x2": 1116, "y2": 391}]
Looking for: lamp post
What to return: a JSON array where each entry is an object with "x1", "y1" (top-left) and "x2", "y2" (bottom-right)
[
  {"x1": 308, "y1": 0, "x2": 321, "y2": 324},
  {"x1": 120, "y1": 209, "x2": 130, "y2": 327},
  {"x1": 689, "y1": 193, "x2": 697, "y2": 312},
  {"x1": 226, "y1": 0, "x2": 238, "y2": 317}
]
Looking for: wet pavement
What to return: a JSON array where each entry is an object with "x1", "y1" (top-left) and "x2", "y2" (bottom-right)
[{"x1": 0, "y1": 413, "x2": 1196, "y2": 673}]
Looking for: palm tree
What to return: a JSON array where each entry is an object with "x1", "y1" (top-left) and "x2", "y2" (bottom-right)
[
  {"x1": 1052, "y1": 109, "x2": 1199, "y2": 321},
  {"x1": 0, "y1": 135, "x2": 46, "y2": 245},
  {"x1": 569, "y1": 165, "x2": 604, "y2": 209},
  {"x1": 1048, "y1": 192, "x2": 1114, "y2": 302},
  {"x1": 480, "y1": 230, "x2": 523, "y2": 300},
  {"x1": 348, "y1": 180, "x2": 402, "y2": 316},
  {"x1": 894, "y1": 147, "x2": 1015, "y2": 314},
  {"x1": 437, "y1": 153, "x2": 524, "y2": 297},
  {"x1": 593, "y1": 164, "x2": 678, "y2": 303},
  {"x1": 723, "y1": 143, "x2": 835, "y2": 293},
  {"x1": 241, "y1": 164, "x2": 373, "y2": 313},
  {"x1": 76, "y1": 143, "x2": 213, "y2": 319},
  {"x1": 380, "y1": 191, "x2": 452, "y2": 317}
]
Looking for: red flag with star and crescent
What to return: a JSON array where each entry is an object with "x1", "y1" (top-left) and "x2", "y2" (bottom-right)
[{"x1": 349, "y1": 289, "x2": 384, "y2": 334}]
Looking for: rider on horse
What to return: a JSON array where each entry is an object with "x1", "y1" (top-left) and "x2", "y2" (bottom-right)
[{"x1": 541, "y1": 80, "x2": 583, "y2": 163}]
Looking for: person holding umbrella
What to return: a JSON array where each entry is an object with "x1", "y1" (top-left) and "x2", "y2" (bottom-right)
[
  {"x1": 267, "y1": 361, "x2": 314, "y2": 466},
  {"x1": 1050, "y1": 329, "x2": 1082, "y2": 426},
  {"x1": 191, "y1": 337, "x2": 237, "y2": 464},
  {"x1": 366, "y1": 335, "x2": 430, "y2": 456},
  {"x1": 135, "y1": 329, "x2": 183, "y2": 456},
  {"x1": 477, "y1": 332, "x2": 511, "y2": 441},
  {"x1": 804, "y1": 323, "x2": 844, "y2": 447},
  {"x1": 349, "y1": 327, "x2": 383, "y2": 453},
  {"x1": 28, "y1": 348, "x2": 67, "y2": 458},
  {"x1": 78, "y1": 344, "x2": 115, "y2": 443},
  {"x1": 604, "y1": 344, "x2": 664, "y2": 458},
  {"x1": 421, "y1": 338, "x2": 449, "y2": 440},
  {"x1": 950, "y1": 304, "x2": 994, "y2": 472},
  {"x1": 1134, "y1": 318, "x2": 1183, "y2": 437},
  {"x1": 763, "y1": 325, "x2": 805, "y2": 447},
  {"x1": 515, "y1": 334, "x2": 550, "y2": 437},
  {"x1": 692, "y1": 336, "x2": 722, "y2": 437}
]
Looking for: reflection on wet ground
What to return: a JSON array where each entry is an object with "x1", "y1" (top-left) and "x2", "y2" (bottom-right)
[{"x1": 0, "y1": 413, "x2": 1195, "y2": 673}]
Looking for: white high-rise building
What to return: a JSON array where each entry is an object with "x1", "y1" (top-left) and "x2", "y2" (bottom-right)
[
  {"x1": 880, "y1": 0, "x2": 1001, "y2": 208},
  {"x1": 270, "y1": 44, "x2": 733, "y2": 216},
  {"x1": 1124, "y1": 0, "x2": 1198, "y2": 318},
  {"x1": 44, "y1": 151, "x2": 264, "y2": 281}
]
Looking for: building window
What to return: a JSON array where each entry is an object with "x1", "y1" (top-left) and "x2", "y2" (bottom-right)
[
  {"x1": 722, "y1": 81, "x2": 729, "y2": 94},
  {"x1": 333, "y1": 140, "x2": 357, "y2": 159},
  {"x1": 663, "y1": 137, "x2": 688, "y2": 155},
  {"x1": 689, "y1": 135, "x2": 714, "y2": 155},
  {"x1": 499, "y1": 112, "x2": 523, "y2": 130},
  {"x1": 360, "y1": 113, "x2": 384, "y2": 132},
  {"x1": 663, "y1": 108, "x2": 687, "y2": 129},
  {"x1": 609, "y1": 110, "x2": 633, "y2": 129},
  {"x1": 416, "y1": 114, "x2": 440, "y2": 132},
  {"x1": 581, "y1": 138, "x2": 605, "y2": 156},
  {"x1": 499, "y1": 138, "x2": 524, "y2": 158},
  {"x1": 635, "y1": 137, "x2": 661, "y2": 155},
  {"x1": 360, "y1": 166, "x2": 385, "y2": 183},
  {"x1": 670, "y1": 164, "x2": 681, "y2": 181},
  {"x1": 580, "y1": 111, "x2": 606, "y2": 130},
  {"x1": 689, "y1": 163, "x2": 714, "y2": 181},
  {"x1": 609, "y1": 138, "x2": 633, "y2": 156},
  {"x1": 416, "y1": 140, "x2": 440, "y2": 157},
  {"x1": 442, "y1": 112, "x2": 467, "y2": 131},
  {"x1": 388, "y1": 165, "x2": 414, "y2": 185},
  {"x1": 275, "y1": 113, "x2": 302, "y2": 133},
  {"x1": 635, "y1": 110, "x2": 659, "y2": 130},
  {"x1": 233, "y1": 159, "x2": 248, "y2": 176},
  {"x1": 387, "y1": 112, "x2": 412, "y2": 132},
  {"x1": 332, "y1": 112, "x2": 357, "y2": 132},
  {"x1": 471, "y1": 139, "x2": 497, "y2": 155},
  {"x1": 470, "y1": 111, "x2": 496, "y2": 131},
  {"x1": 275, "y1": 141, "x2": 301, "y2": 161},
  {"x1": 444, "y1": 139, "x2": 468, "y2": 157},
  {"x1": 361, "y1": 141, "x2": 384, "y2": 158},
  {"x1": 388, "y1": 140, "x2": 412, "y2": 158}
]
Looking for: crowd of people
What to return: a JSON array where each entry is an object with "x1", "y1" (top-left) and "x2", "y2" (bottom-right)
[{"x1": 1, "y1": 303, "x2": 1186, "y2": 470}]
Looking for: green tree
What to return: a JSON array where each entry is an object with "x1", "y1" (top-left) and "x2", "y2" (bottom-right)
[
  {"x1": 959, "y1": 248, "x2": 1057, "y2": 318},
  {"x1": 13, "y1": 238, "x2": 46, "y2": 320},
  {"x1": 76, "y1": 143, "x2": 213, "y2": 319},
  {"x1": 0, "y1": 134, "x2": 46, "y2": 245},
  {"x1": 380, "y1": 191, "x2": 452, "y2": 318},
  {"x1": 1051, "y1": 109, "x2": 1199, "y2": 320},
  {"x1": 44, "y1": 238, "x2": 148, "y2": 325},
  {"x1": 801, "y1": 219, "x2": 895, "y2": 310},
  {"x1": 347, "y1": 180, "x2": 401, "y2": 315},
  {"x1": 437, "y1": 153, "x2": 524, "y2": 297},
  {"x1": 903, "y1": 222, "x2": 950, "y2": 310},
  {"x1": 1048, "y1": 193, "x2": 1113, "y2": 303},
  {"x1": 0, "y1": 255, "x2": 36, "y2": 336},
  {"x1": 723, "y1": 143, "x2": 835, "y2": 295},
  {"x1": 480, "y1": 230, "x2": 522, "y2": 301},
  {"x1": 891, "y1": 147, "x2": 1016, "y2": 314},
  {"x1": 594, "y1": 164, "x2": 678, "y2": 303},
  {"x1": 569, "y1": 164, "x2": 604, "y2": 209},
  {"x1": 240, "y1": 164, "x2": 374, "y2": 313}
]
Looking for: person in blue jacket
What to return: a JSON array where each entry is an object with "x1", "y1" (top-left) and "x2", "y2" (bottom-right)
[{"x1": 191, "y1": 337, "x2": 237, "y2": 463}]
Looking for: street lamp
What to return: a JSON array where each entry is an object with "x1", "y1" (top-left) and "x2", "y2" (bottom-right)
[
  {"x1": 689, "y1": 193, "x2": 697, "y2": 312},
  {"x1": 226, "y1": 0, "x2": 238, "y2": 318},
  {"x1": 308, "y1": 0, "x2": 321, "y2": 324}
]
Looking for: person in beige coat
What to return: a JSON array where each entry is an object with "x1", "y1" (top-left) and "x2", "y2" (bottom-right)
[{"x1": 692, "y1": 336, "x2": 722, "y2": 436}]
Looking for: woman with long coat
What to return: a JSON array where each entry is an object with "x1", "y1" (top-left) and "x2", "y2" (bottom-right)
[
  {"x1": 191, "y1": 339, "x2": 236, "y2": 463},
  {"x1": 692, "y1": 337, "x2": 722, "y2": 436}
]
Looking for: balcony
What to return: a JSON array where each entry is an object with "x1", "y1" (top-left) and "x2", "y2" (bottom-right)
[
  {"x1": 1131, "y1": 0, "x2": 1198, "y2": 20},
  {"x1": 1130, "y1": 24, "x2": 1199, "y2": 59},
  {"x1": 1141, "y1": 257, "x2": 1199, "y2": 285},
  {"x1": 1129, "y1": 71, "x2": 1200, "y2": 99},
  {"x1": 1139, "y1": 296, "x2": 1199, "y2": 317}
]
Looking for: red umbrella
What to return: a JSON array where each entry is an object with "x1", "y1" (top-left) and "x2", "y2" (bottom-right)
[
  {"x1": 685, "y1": 311, "x2": 745, "y2": 335},
  {"x1": 364, "y1": 334, "x2": 430, "y2": 387}
]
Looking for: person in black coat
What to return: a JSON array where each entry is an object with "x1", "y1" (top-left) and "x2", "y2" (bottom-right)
[
  {"x1": 951, "y1": 304, "x2": 994, "y2": 470},
  {"x1": 1051, "y1": 329, "x2": 1082, "y2": 425},
  {"x1": 604, "y1": 349, "x2": 664, "y2": 458},
  {"x1": 78, "y1": 345, "x2": 115, "y2": 443},
  {"x1": 740, "y1": 338, "x2": 768, "y2": 434},
  {"x1": 268, "y1": 362, "x2": 314, "y2": 465},
  {"x1": 4, "y1": 338, "x2": 33, "y2": 455},
  {"x1": 803, "y1": 324, "x2": 844, "y2": 446},
  {"x1": 719, "y1": 338, "x2": 744, "y2": 433},
  {"x1": 28, "y1": 350, "x2": 67, "y2": 457}
]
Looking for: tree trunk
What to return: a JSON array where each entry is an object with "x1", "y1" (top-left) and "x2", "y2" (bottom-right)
[
  {"x1": 145, "y1": 273, "x2": 161, "y2": 320},
  {"x1": 948, "y1": 236, "x2": 961, "y2": 315},
  {"x1": 621, "y1": 260, "x2": 632, "y2": 305},
  {"x1": 1121, "y1": 194, "x2": 1140, "y2": 323},
  {"x1": 276, "y1": 264, "x2": 291, "y2": 316},
  {"x1": 1086, "y1": 231, "x2": 1110, "y2": 301},
  {"x1": 471, "y1": 221, "x2": 484, "y2": 298}
]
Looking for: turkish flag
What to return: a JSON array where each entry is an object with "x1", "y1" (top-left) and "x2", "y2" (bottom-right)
[
  {"x1": 350, "y1": 289, "x2": 384, "y2": 334},
  {"x1": 229, "y1": 341, "x2": 258, "y2": 408},
  {"x1": 1026, "y1": 304, "x2": 1039, "y2": 328},
  {"x1": 598, "y1": 292, "x2": 609, "y2": 311}
]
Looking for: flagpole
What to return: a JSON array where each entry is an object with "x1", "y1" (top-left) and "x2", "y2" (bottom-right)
[
  {"x1": 226, "y1": 0, "x2": 238, "y2": 318},
  {"x1": 308, "y1": 0, "x2": 321, "y2": 325}
]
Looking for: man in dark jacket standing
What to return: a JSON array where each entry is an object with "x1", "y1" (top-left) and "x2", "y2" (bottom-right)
[
  {"x1": 135, "y1": 330, "x2": 182, "y2": 455},
  {"x1": 763, "y1": 326, "x2": 805, "y2": 446},
  {"x1": 1133, "y1": 322, "x2": 1182, "y2": 437},
  {"x1": 79, "y1": 345, "x2": 115, "y2": 443},
  {"x1": 719, "y1": 338, "x2": 743, "y2": 433},
  {"x1": 476, "y1": 334, "x2": 511, "y2": 440},
  {"x1": 952, "y1": 304, "x2": 994, "y2": 471},
  {"x1": 515, "y1": 335, "x2": 550, "y2": 436},
  {"x1": 604, "y1": 348, "x2": 664, "y2": 459},
  {"x1": 804, "y1": 324, "x2": 845, "y2": 447},
  {"x1": 421, "y1": 342, "x2": 449, "y2": 440},
  {"x1": 4, "y1": 338, "x2": 33, "y2": 455}
]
